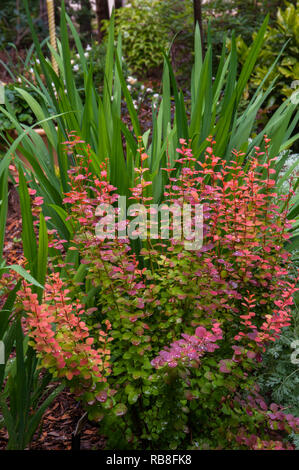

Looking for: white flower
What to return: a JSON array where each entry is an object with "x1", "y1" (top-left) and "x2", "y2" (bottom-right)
[
  {"x1": 127, "y1": 84, "x2": 132, "y2": 91},
  {"x1": 86, "y1": 44, "x2": 92, "y2": 51},
  {"x1": 146, "y1": 88, "x2": 152, "y2": 93},
  {"x1": 73, "y1": 64, "x2": 79, "y2": 72},
  {"x1": 127, "y1": 76, "x2": 137, "y2": 85},
  {"x1": 36, "y1": 59, "x2": 40, "y2": 64},
  {"x1": 84, "y1": 52, "x2": 89, "y2": 58},
  {"x1": 29, "y1": 67, "x2": 34, "y2": 74},
  {"x1": 133, "y1": 99, "x2": 138, "y2": 109},
  {"x1": 71, "y1": 59, "x2": 75, "y2": 65},
  {"x1": 141, "y1": 85, "x2": 145, "y2": 91},
  {"x1": 153, "y1": 93, "x2": 159, "y2": 99}
]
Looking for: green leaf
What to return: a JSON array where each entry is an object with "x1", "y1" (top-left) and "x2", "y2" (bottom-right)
[
  {"x1": 37, "y1": 212, "x2": 48, "y2": 299},
  {"x1": 26, "y1": 383, "x2": 64, "y2": 447},
  {"x1": 3, "y1": 265, "x2": 43, "y2": 289},
  {"x1": 0, "y1": 168, "x2": 8, "y2": 261},
  {"x1": 18, "y1": 167, "x2": 37, "y2": 278},
  {"x1": 114, "y1": 403, "x2": 128, "y2": 416}
]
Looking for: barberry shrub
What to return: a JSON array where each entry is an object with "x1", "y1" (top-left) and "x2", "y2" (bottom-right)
[{"x1": 19, "y1": 136, "x2": 299, "y2": 449}]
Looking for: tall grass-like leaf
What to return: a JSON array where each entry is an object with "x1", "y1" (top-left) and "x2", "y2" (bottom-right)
[
  {"x1": 0, "y1": 401, "x2": 18, "y2": 447},
  {"x1": 66, "y1": 13, "x2": 88, "y2": 75},
  {"x1": 115, "y1": 54, "x2": 141, "y2": 138},
  {"x1": 103, "y1": 10, "x2": 115, "y2": 133},
  {"x1": 190, "y1": 46, "x2": 212, "y2": 146},
  {"x1": 14, "y1": 317, "x2": 26, "y2": 448},
  {"x1": 60, "y1": 1, "x2": 82, "y2": 115},
  {"x1": 26, "y1": 383, "x2": 64, "y2": 446},
  {"x1": 0, "y1": 168, "x2": 8, "y2": 261},
  {"x1": 0, "y1": 280, "x2": 19, "y2": 341},
  {"x1": 192, "y1": 22, "x2": 203, "y2": 107},
  {"x1": 0, "y1": 281, "x2": 19, "y2": 393},
  {"x1": 49, "y1": 204, "x2": 73, "y2": 238},
  {"x1": 1, "y1": 265, "x2": 43, "y2": 290},
  {"x1": 1, "y1": 323, "x2": 62, "y2": 449},
  {"x1": 37, "y1": 213, "x2": 48, "y2": 300},
  {"x1": 235, "y1": 15, "x2": 269, "y2": 103},
  {"x1": 161, "y1": 60, "x2": 171, "y2": 141},
  {"x1": 18, "y1": 167, "x2": 37, "y2": 278},
  {"x1": 14, "y1": 87, "x2": 57, "y2": 149}
]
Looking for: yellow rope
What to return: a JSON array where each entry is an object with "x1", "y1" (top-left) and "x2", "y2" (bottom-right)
[{"x1": 46, "y1": 0, "x2": 59, "y2": 75}]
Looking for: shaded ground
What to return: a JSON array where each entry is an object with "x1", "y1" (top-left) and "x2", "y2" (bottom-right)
[
  {"x1": 0, "y1": 388, "x2": 105, "y2": 450},
  {"x1": 29, "y1": 389, "x2": 105, "y2": 450}
]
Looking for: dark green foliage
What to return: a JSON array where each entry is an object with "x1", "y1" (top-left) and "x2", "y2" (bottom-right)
[
  {"x1": 235, "y1": 1, "x2": 299, "y2": 106},
  {"x1": 0, "y1": 0, "x2": 48, "y2": 48}
]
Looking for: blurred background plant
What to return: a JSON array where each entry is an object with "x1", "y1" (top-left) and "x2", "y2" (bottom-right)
[
  {"x1": 234, "y1": 1, "x2": 299, "y2": 108},
  {"x1": 100, "y1": 1, "x2": 298, "y2": 84},
  {"x1": 0, "y1": 0, "x2": 48, "y2": 49},
  {"x1": 70, "y1": 40, "x2": 108, "y2": 94},
  {"x1": 1, "y1": 1, "x2": 297, "y2": 93},
  {"x1": 109, "y1": 0, "x2": 171, "y2": 78}
]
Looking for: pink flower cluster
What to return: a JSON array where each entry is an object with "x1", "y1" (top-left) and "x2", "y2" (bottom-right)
[{"x1": 151, "y1": 323, "x2": 223, "y2": 368}]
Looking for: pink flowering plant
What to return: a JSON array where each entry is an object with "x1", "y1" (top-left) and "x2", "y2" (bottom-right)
[{"x1": 18, "y1": 135, "x2": 299, "y2": 449}]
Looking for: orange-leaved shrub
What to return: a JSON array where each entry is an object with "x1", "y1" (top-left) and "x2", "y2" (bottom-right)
[{"x1": 18, "y1": 136, "x2": 299, "y2": 449}]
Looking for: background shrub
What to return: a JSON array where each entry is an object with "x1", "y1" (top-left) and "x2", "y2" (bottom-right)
[
  {"x1": 111, "y1": 0, "x2": 171, "y2": 77},
  {"x1": 235, "y1": 1, "x2": 299, "y2": 106}
]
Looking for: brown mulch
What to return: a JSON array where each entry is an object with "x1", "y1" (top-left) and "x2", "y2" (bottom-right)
[
  {"x1": 0, "y1": 387, "x2": 105, "y2": 450},
  {"x1": 29, "y1": 389, "x2": 105, "y2": 451}
]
